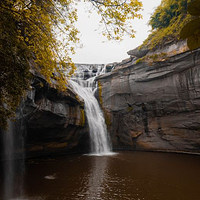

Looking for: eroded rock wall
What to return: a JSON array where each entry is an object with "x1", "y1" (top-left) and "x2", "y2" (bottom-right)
[
  {"x1": 97, "y1": 49, "x2": 200, "y2": 154},
  {"x1": 16, "y1": 74, "x2": 89, "y2": 157}
]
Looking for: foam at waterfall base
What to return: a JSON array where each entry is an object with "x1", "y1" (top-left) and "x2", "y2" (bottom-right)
[
  {"x1": 44, "y1": 173, "x2": 57, "y2": 180},
  {"x1": 84, "y1": 152, "x2": 118, "y2": 157}
]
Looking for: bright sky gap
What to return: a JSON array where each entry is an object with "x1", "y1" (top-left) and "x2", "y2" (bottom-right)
[{"x1": 71, "y1": 0, "x2": 162, "y2": 64}]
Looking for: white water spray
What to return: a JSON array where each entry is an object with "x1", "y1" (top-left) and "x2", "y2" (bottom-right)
[{"x1": 69, "y1": 76, "x2": 112, "y2": 155}]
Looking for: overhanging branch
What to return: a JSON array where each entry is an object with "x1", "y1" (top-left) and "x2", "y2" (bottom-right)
[{"x1": 90, "y1": 0, "x2": 127, "y2": 7}]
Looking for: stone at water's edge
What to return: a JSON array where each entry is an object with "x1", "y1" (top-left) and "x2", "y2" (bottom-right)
[{"x1": 96, "y1": 48, "x2": 200, "y2": 154}]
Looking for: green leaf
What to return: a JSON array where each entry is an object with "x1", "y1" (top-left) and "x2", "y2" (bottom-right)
[
  {"x1": 187, "y1": 35, "x2": 200, "y2": 50},
  {"x1": 188, "y1": 0, "x2": 200, "y2": 16},
  {"x1": 180, "y1": 18, "x2": 200, "y2": 39}
]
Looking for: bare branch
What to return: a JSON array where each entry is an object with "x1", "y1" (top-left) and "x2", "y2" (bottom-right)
[{"x1": 90, "y1": 0, "x2": 127, "y2": 7}]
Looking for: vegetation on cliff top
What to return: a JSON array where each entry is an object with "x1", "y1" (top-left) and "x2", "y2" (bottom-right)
[
  {"x1": 142, "y1": 0, "x2": 194, "y2": 49},
  {"x1": 180, "y1": 0, "x2": 200, "y2": 50},
  {"x1": 0, "y1": 0, "x2": 143, "y2": 129}
]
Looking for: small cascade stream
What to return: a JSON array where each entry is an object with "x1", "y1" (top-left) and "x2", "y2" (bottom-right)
[
  {"x1": 69, "y1": 64, "x2": 112, "y2": 155},
  {"x1": 3, "y1": 121, "x2": 15, "y2": 200},
  {"x1": 2, "y1": 119, "x2": 25, "y2": 200}
]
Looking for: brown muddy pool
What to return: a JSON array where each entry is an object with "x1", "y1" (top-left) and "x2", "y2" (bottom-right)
[{"x1": 1, "y1": 151, "x2": 200, "y2": 200}]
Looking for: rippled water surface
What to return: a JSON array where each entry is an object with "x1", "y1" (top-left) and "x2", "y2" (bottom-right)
[{"x1": 1, "y1": 151, "x2": 200, "y2": 200}]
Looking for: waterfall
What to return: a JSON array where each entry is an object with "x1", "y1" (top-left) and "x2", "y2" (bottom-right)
[
  {"x1": 2, "y1": 119, "x2": 25, "y2": 200},
  {"x1": 3, "y1": 121, "x2": 15, "y2": 200},
  {"x1": 69, "y1": 76, "x2": 112, "y2": 155}
]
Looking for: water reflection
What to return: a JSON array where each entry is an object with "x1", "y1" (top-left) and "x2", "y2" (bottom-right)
[
  {"x1": 1, "y1": 151, "x2": 200, "y2": 200},
  {"x1": 76, "y1": 156, "x2": 110, "y2": 200}
]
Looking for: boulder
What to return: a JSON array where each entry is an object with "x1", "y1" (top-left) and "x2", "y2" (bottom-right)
[{"x1": 127, "y1": 46, "x2": 149, "y2": 58}]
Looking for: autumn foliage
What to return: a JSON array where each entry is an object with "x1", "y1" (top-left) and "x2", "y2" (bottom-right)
[
  {"x1": 142, "y1": 0, "x2": 193, "y2": 49},
  {"x1": 0, "y1": 0, "x2": 142, "y2": 129}
]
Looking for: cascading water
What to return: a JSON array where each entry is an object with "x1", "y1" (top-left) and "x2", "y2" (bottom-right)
[
  {"x1": 3, "y1": 121, "x2": 15, "y2": 200},
  {"x1": 69, "y1": 65, "x2": 112, "y2": 155},
  {"x1": 2, "y1": 118, "x2": 25, "y2": 200}
]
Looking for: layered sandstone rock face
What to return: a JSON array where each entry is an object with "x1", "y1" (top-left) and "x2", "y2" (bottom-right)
[
  {"x1": 17, "y1": 73, "x2": 90, "y2": 157},
  {"x1": 96, "y1": 43, "x2": 200, "y2": 154}
]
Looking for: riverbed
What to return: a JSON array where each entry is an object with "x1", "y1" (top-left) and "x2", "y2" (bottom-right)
[{"x1": 1, "y1": 151, "x2": 200, "y2": 200}]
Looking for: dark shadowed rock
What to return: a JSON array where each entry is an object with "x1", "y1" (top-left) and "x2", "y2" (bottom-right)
[
  {"x1": 106, "y1": 62, "x2": 118, "y2": 72},
  {"x1": 14, "y1": 74, "x2": 90, "y2": 158}
]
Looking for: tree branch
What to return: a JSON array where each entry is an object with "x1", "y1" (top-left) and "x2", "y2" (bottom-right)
[{"x1": 90, "y1": 0, "x2": 127, "y2": 7}]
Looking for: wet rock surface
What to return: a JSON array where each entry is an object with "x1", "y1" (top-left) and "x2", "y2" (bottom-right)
[{"x1": 96, "y1": 48, "x2": 200, "y2": 154}]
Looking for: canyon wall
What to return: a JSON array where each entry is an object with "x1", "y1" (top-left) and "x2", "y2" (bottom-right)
[
  {"x1": 2, "y1": 44, "x2": 200, "y2": 157},
  {"x1": 96, "y1": 45, "x2": 200, "y2": 154}
]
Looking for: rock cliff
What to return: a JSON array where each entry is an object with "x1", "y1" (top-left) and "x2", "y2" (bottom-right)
[
  {"x1": 96, "y1": 43, "x2": 200, "y2": 154},
  {"x1": 12, "y1": 72, "x2": 89, "y2": 158},
  {"x1": 0, "y1": 63, "x2": 107, "y2": 159}
]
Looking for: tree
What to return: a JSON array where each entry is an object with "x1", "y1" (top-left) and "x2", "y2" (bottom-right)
[
  {"x1": 0, "y1": 0, "x2": 142, "y2": 129},
  {"x1": 180, "y1": 0, "x2": 200, "y2": 50},
  {"x1": 149, "y1": 0, "x2": 190, "y2": 30},
  {"x1": 141, "y1": 0, "x2": 193, "y2": 49}
]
